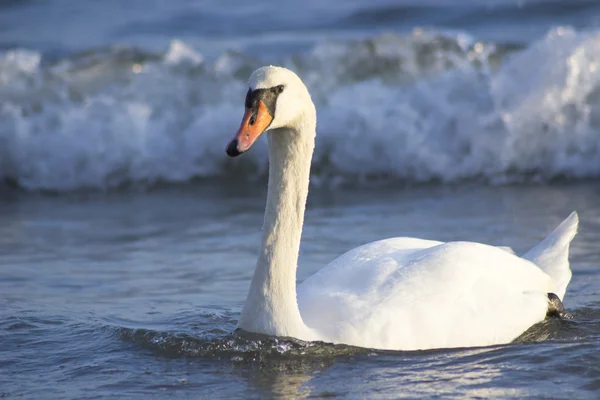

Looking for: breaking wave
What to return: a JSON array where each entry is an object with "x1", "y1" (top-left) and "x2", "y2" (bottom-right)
[{"x1": 2, "y1": 27, "x2": 600, "y2": 191}]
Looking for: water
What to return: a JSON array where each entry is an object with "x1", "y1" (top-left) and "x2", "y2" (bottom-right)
[
  {"x1": 1, "y1": 0, "x2": 600, "y2": 398},
  {"x1": 2, "y1": 183, "x2": 600, "y2": 398}
]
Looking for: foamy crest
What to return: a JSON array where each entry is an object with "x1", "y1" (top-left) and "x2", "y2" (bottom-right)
[{"x1": 1, "y1": 29, "x2": 599, "y2": 190}]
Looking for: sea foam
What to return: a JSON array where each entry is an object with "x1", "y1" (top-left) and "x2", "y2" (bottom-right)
[{"x1": 1, "y1": 29, "x2": 599, "y2": 191}]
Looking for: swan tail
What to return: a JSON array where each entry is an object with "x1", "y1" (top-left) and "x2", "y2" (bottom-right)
[{"x1": 524, "y1": 212, "x2": 579, "y2": 301}]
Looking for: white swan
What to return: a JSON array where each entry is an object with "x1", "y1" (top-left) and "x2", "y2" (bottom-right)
[{"x1": 225, "y1": 66, "x2": 579, "y2": 351}]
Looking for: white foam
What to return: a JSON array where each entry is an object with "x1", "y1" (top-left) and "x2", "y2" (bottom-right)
[
  {"x1": 1, "y1": 28, "x2": 600, "y2": 190},
  {"x1": 163, "y1": 40, "x2": 204, "y2": 67}
]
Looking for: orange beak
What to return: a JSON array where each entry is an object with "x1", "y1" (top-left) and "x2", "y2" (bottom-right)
[{"x1": 226, "y1": 100, "x2": 273, "y2": 157}]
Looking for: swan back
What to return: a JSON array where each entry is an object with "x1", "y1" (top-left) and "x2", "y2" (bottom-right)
[{"x1": 298, "y1": 240, "x2": 552, "y2": 350}]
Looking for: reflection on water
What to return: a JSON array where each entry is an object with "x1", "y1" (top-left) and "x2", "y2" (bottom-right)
[{"x1": 233, "y1": 360, "x2": 320, "y2": 399}]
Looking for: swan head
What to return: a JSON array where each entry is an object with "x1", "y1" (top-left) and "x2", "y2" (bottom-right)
[{"x1": 226, "y1": 66, "x2": 314, "y2": 157}]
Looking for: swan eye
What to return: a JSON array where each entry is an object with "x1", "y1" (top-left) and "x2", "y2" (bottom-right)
[{"x1": 274, "y1": 85, "x2": 284, "y2": 94}]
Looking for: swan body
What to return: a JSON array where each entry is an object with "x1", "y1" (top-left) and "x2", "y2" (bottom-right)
[{"x1": 226, "y1": 66, "x2": 578, "y2": 351}]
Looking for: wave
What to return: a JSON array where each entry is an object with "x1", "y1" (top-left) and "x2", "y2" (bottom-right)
[
  {"x1": 118, "y1": 327, "x2": 363, "y2": 361},
  {"x1": 2, "y1": 27, "x2": 600, "y2": 191},
  {"x1": 116, "y1": 314, "x2": 581, "y2": 361}
]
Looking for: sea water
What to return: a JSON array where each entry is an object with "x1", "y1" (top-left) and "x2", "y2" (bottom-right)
[{"x1": 1, "y1": 1, "x2": 600, "y2": 398}]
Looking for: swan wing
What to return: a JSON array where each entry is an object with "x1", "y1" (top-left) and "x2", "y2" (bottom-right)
[{"x1": 297, "y1": 238, "x2": 552, "y2": 350}]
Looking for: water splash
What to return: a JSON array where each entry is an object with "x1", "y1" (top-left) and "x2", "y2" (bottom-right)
[{"x1": 118, "y1": 327, "x2": 364, "y2": 361}]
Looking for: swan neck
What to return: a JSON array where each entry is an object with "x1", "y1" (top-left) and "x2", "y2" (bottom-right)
[{"x1": 238, "y1": 122, "x2": 315, "y2": 339}]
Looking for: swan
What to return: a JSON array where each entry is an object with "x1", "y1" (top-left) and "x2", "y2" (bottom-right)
[{"x1": 225, "y1": 65, "x2": 579, "y2": 351}]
